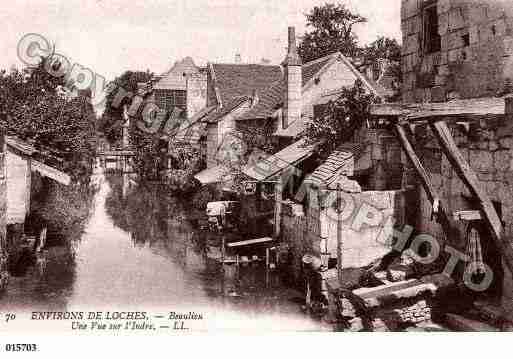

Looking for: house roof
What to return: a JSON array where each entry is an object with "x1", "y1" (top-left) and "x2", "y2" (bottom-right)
[
  {"x1": 242, "y1": 138, "x2": 315, "y2": 181},
  {"x1": 170, "y1": 105, "x2": 216, "y2": 144},
  {"x1": 304, "y1": 142, "x2": 368, "y2": 190},
  {"x1": 203, "y1": 96, "x2": 251, "y2": 124},
  {"x1": 237, "y1": 80, "x2": 285, "y2": 121},
  {"x1": 209, "y1": 63, "x2": 282, "y2": 107},
  {"x1": 239, "y1": 52, "x2": 384, "y2": 124},
  {"x1": 301, "y1": 54, "x2": 334, "y2": 87},
  {"x1": 194, "y1": 164, "x2": 231, "y2": 185},
  {"x1": 304, "y1": 149, "x2": 354, "y2": 188},
  {"x1": 237, "y1": 53, "x2": 337, "y2": 122}
]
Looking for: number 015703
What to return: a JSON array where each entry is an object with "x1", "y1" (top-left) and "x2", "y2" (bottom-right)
[{"x1": 5, "y1": 344, "x2": 38, "y2": 352}]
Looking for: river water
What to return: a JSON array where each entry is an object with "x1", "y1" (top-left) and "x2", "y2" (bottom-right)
[{"x1": 0, "y1": 168, "x2": 327, "y2": 332}]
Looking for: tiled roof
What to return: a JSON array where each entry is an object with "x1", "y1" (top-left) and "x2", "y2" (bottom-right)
[
  {"x1": 203, "y1": 96, "x2": 251, "y2": 124},
  {"x1": 170, "y1": 106, "x2": 216, "y2": 144},
  {"x1": 237, "y1": 80, "x2": 285, "y2": 121},
  {"x1": 301, "y1": 54, "x2": 334, "y2": 87},
  {"x1": 304, "y1": 150, "x2": 354, "y2": 188},
  {"x1": 210, "y1": 63, "x2": 282, "y2": 106},
  {"x1": 194, "y1": 164, "x2": 231, "y2": 185},
  {"x1": 242, "y1": 138, "x2": 315, "y2": 181},
  {"x1": 237, "y1": 53, "x2": 337, "y2": 121},
  {"x1": 304, "y1": 142, "x2": 368, "y2": 189}
]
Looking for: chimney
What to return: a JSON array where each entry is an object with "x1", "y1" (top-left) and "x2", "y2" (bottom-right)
[{"x1": 282, "y1": 26, "x2": 302, "y2": 129}]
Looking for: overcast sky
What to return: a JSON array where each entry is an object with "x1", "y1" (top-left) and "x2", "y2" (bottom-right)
[{"x1": 1, "y1": 0, "x2": 401, "y2": 81}]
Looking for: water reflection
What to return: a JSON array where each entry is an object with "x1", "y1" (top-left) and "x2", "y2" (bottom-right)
[{"x1": 0, "y1": 169, "x2": 326, "y2": 331}]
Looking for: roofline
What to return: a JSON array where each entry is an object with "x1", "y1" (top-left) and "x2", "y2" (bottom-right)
[
  {"x1": 338, "y1": 54, "x2": 384, "y2": 100},
  {"x1": 301, "y1": 51, "x2": 383, "y2": 99},
  {"x1": 302, "y1": 52, "x2": 339, "y2": 67},
  {"x1": 209, "y1": 62, "x2": 281, "y2": 67},
  {"x1": 207, "y1": 97, "x2": 252, "y2": 124},
  {"x1": 302, "y1": 52, "x2": 340, "y2": 92}
]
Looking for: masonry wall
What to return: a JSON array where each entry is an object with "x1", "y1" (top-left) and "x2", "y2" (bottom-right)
[
  {"x1": 321, "y1": 191, "x2": 406, "y2": 268},
  {"x1": 186, "y1": 74, "x2": 207, "y2": 118},
  {"x1": 206, "y1": 123, "x2": 218, "y2": 168},
  {"x1": 407, "y1": 121, "x2": 513, "y2": 318},
  {"x1": 205, "y1": 102, "x2": 253, "y2": 169},
  {"x1": 5, "y1": 150, "x2": 30, "y2": 225},
  {"x1": 402, "y1": 0, "x2": 513, "y2": 103}
]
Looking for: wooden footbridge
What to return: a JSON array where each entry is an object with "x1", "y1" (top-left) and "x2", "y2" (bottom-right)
[{"x1": 97, "y1": 149, "x2": 135, "y2": 172}]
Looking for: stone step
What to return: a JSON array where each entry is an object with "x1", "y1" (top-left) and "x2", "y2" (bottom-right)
[{"x1": 445, "y1": 313, "x2": 500, "y2": 332}]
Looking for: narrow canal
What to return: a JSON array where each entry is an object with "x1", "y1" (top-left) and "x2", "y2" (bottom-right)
[{"x1": 0, "y1": 166, "x2": 327, "y2": 331}]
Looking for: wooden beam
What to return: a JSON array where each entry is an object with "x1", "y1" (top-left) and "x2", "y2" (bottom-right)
[
  {"x1": 453, "y1": 210, "x2": 482, "y2": 221},
  {"x1": 430, "y1": 120, "x2": 513, "y2": 274},
  {"x1": 227, "y1": 237, "x2": 274, "y2": 248},
  {"x1": 394, "y1": 124, "x2": 458, "y2": 240},
  {"x1": 31, "y1": 159, "x2": 71, "y2": 186},
  {"x1": 371, "y1": 97, "x2": 506, "y2": 123},
  {"x1": 395, "y1": 124, "x2": 438, "y2": 204}
]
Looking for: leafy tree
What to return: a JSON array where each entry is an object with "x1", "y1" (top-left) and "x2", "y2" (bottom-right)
[
  {"x1": 359, "y1": 36, "x2": 402, "y2": 100},
  {"x1": 99, "y1": 70, "x2": 153, "y2": 144},
  {"x1": 298, "y1": 3, "x2": 366, "y2": 63},
  {"x1": 0, "y1": 60, "x2": 96, "y2": 181},
  {"x1": 360, "y1": 36, "x2": 401, "y2": 65},
  {"x1": 303, "y1": 79, "x2": 377, "y2": 160}
]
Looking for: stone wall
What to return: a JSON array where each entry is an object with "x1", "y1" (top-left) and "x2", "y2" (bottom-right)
[
  {"x1": 5, "y1": 150, "x2": 30, "y2": 225},
  {"x1": 186, "y1": 74, "x2": 208, "y2": 118},
  {"x1": 402, "y1": 0, "x2": 513, "y2": 102},
  {"x1": 411, "y1": 121, "x2": 513, "y2": 318},
  {"x1": 320, "y1": 191, "x2": 406, "y2": 269}
]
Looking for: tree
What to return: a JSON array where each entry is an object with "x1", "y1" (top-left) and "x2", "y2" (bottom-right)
[
  {"x1": 360, "y1": 36, "x2": 401, "y2": 65},
  {"x1": 303, "y1": 79, "x2": 377, "y2": 160},
  {"x1": 298, "y1": 3, "x2": 366, "y2": 63},
  {"x1": 359, "y1": 36, "x2": 402, "y2": 100},
  {"x1": 0, "y1": 60, "x2": 96, "y2": 181},
  {"x1": 99, "y1": 70, "x2": 153, "y2": 144}
]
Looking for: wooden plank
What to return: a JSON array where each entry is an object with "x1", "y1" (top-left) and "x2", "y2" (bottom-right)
[
  {"x1": 227, "y1": 237, "x2": 274, "y2": 248},
  {"x1": 453, "y1": 210, "x2": 482, "y2": 221},
  {"x1": 430, "y1": 120, "x2": 513, "y2": 274},
  {"x1": 31, "y1": 159, "x2": 71, "y2": 186},
  {"x1": 394, "y1": 124, "x2": 458, "y2": 240},
  {"x1": 372, "y1": 97, "x2": 506, "y2": 120}
]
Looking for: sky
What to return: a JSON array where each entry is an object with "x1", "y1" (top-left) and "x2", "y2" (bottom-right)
[{"x1": 1, "y1": 0, "x2": 401, "y2": 81}]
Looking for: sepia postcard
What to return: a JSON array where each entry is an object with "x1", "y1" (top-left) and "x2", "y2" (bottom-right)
[{"x1": 1, "y1": 0, "x2": 513, "y2": 356}]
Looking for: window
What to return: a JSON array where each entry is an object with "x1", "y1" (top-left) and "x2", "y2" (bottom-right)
[
  {"x1": 155, "y1": 89, "x2": 187, "y2": 116},
  {"x1": 462, "y1": 34, "x2": 470, "y2": 47},
  {"x1": 423, "y1": 3, "x2": 441, "y2": 54}
]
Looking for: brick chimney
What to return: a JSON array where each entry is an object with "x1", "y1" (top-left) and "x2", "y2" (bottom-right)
[{"x1": 282, "y1": 26, "x2": 302, "y2": 129}]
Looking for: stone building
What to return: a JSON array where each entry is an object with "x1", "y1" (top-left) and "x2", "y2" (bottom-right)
[
  {"x1": 153, "y1": 56, "x2": 207, "y2": 119},
  {"x1": 402, "y1": 0, "x2": 513, "y2": 102},
  {"x1": 196, "y1": 27, "x2": 385, "y2": 182}
]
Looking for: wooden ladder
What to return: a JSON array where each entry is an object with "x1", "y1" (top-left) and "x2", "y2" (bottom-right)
[{"x1": 394, "y1": 118, "x2": 513, "y2": 275}]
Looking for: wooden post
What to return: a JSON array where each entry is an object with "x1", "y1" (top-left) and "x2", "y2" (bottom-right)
[
  {"x1": 394, "y1": 123, "x2": 459, "y2": 241},
  {"x1": 274, "y1": 177, "x2": 282, "y2": 239},
  {"x1": 221, "y1": 235, "x2": 226, "y2": 266},
  {"x1": 430, "y1": 120, "x2": 513, "y2": 274},
  {"x1": 337, "y1": 183, "x2": 343, "y2": 288}
]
